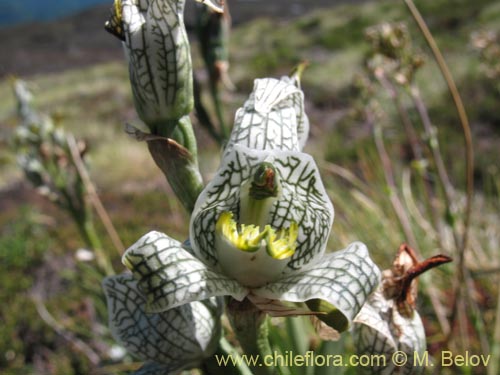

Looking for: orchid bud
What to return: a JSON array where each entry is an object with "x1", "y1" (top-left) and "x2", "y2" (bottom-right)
[{"x1": 106, "y1": 0, "x2": 222, "y2": 134}]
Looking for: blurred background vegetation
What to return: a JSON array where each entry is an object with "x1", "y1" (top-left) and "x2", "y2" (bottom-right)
[{"x1": 0, "y1": 0, "x2": 499, "y2": 374}]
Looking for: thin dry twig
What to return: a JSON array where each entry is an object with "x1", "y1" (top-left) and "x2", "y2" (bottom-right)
[
  {"x1": 319, "y1": 161, "x2": 369, "y2": 193},
  {"x1": 67, "y1": 134, "x2": 125, "y2": 256},
  {"x1": 32, "y1": 294, "x2": 101, "y2": 366},
  {"x1": 403, "y1": 0, "x2": 475, "y2": 349}
]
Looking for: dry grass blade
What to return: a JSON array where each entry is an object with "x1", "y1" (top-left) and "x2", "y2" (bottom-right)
[
  {"x1": 403, "y1": 0, "x2": 476, "y2": 351},
  {"x1": 403, "y1": 0, "x2": 474, "y2": 279}
]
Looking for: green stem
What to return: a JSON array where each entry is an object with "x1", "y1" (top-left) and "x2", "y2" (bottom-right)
[
  {"x1": 76, "y1": 213, "x2": 114, "y2": 276},
  {"x1": 409, "y1": 86, "x2": 462, "y2": 247},
  {"x1": 57, "y1": 184, "x2": 114, "y2": 275},
  {"x1": 370, "y1": 111, "x2": 451, "y2": 335},
  {"x1": 170, "y1": 116, "x2": 199, "y2": 161},
  {"x1": 193, "y1": 75, "x2": 224, "y2": 145},
  {"x1": 375, "y1": 71, "x2": 423, "y2": 161},
  {"x1": 65, "y1": 185, "x2": 112, "y2": 275},
  {"x1": 155, "y1": 117, "x2": 198, "y2": 159},
  {"x1": 376, "y1": 73, "x2": 443, "y2": 243},
  {"x1": 226, "y1": 298, "x2": 273, "y2": 375},
  {"x1": 210, "y1": 80, "x2": 229, "y2": 139},
  {"x1": 403, "y1": 0, "x2": 474, "y2": 256}
]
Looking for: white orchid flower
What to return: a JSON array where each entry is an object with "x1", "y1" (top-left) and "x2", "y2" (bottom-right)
[
  {"x1": 103, "y1": 274, "x2": 222, "y2": 374},
  {"x1": 105, "y1": 0, "x2": 223, "y2": 132},
  {"x1": 118, "y1": 76, "x2": 381, "y2": 336}
]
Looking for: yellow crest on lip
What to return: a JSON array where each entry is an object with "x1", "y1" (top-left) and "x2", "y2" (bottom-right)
[{"x1": 216, "y1": 211, "x2": 297, "y2": 259}]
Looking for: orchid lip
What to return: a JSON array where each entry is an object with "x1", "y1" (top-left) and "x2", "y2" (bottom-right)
[{"x1": 216, "y1": 211, "x2": 297, "y2": 259}]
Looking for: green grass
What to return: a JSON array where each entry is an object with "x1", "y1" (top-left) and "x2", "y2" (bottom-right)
[{"x1": 0, "y1": 208, "x2": 53, "y2": 373}]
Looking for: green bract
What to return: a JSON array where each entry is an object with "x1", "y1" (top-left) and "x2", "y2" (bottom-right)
[{"x1": 117, "y1": 76, "x2": 381, "y2": 332}]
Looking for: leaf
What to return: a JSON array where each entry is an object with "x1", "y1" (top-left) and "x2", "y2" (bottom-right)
[
  {"x1": 102, "y1": 274, "x2": 222, "y2": 372},
  {"x1": 122, "y1": 231, "x2": 248, "y2": 312},
  {"x1": 190, "y1": 145, "x2": 334, "y2": 275},
  {"x1": 285, "y1": 316, "x2": 311, "y2": 355},
  {"x1": 315, "y1": 338, "x2": 347, "y2": 375},
  {"x1": 253, "y1": 242, "x2": 381, "y2": 329}
]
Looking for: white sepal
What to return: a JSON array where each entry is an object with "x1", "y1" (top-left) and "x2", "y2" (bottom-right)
[
  {"x1": 253, "y1": 242, "x2": 381, "y2": 325},
  {"x1": 122, "y1": 231, "x2": 248, "y2": 312},
  {"x1": 224, "y1": 77, "x2": 310, "y2": 156},
  {"x1": 353, "y1": 290, "x2": 427, "y2": 375},
  {"x1": 102, "y1": 274, "x2": 223, "y2": 372}
]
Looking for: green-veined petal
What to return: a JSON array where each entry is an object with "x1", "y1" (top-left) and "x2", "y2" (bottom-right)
[
  {"x1": 122, "y1": 231, "x2": 248, "y2": 312},
  {"x1": 102, "y1": 274, "x2": 222, "y2": 372},
  {"x1": 190, "y1": 145, "x2": 333, "y2": 277},
  {"x1": 253, "y1": 242, "x2": 381, "y2": 328},
  {"x1": 353, "y1": 290, "x2": 426, "y2": 375},
  {"x1": 224, "y1": 77, "x2": 309, "y2": 157},
  {"x1": 279, "y1": 75, "x2": 309, "y2": 149}
]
